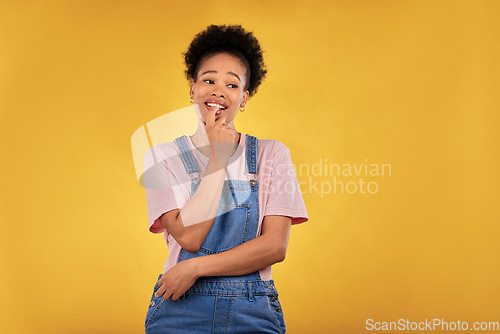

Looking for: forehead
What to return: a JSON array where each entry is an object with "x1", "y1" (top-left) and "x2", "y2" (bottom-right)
[{"x1": 198, "y1": 52, "x2": 246, "y2": 76}]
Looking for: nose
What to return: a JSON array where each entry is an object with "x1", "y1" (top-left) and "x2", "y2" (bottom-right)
[
  {"x1": 211, "y1": 91, "x2": 225, "y2": 98},
  {"x1": 210, "y1": 83, "x2": 225, "y2": 98}
]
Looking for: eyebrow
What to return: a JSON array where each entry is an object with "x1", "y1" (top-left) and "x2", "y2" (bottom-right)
[{"x1": 200, "y1": 70, "x2": 241, "y2": 82}]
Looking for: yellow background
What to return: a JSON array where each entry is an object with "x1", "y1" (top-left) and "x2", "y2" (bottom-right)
[{"x1": 1, "y1": 1, "x2": 499, "y2": 333}]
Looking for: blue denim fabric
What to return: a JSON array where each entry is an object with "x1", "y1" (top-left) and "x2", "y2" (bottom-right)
[
  {"x1": 145, "y1": 135, "x2": 286, "y2": 333},
  {"x1": 145, "y1": 275, "x2": 286, "y2": 333}
]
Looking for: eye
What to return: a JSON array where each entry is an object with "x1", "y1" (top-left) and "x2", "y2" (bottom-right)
[
  {"x1": 228, "y1": 84, "x2": 238, "y2": 88},
  {"x1": 203, "y1": 79, "x2": 214, "y2": 84}
]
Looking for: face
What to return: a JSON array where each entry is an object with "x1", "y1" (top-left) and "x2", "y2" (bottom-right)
[{"x1": 190, "y1": 52, "x2": 249, "y2": 126}]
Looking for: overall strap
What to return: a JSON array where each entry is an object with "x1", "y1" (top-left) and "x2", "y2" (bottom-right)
[
  {"x1": 245, "y1": 134, "x2": 258, "y2": 175},
  {"x1": 173, "y1": 135, "x2": 200, "y2": 174}
]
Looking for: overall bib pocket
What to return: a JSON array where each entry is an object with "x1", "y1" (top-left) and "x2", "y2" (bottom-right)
[{"x1": 199, "y1": 202, "x2": 251, "y2": 253}]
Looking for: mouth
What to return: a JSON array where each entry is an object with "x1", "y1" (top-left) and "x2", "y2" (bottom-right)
[{"x1": 204, "y1": 101, "x2": 227, "y2": 114}]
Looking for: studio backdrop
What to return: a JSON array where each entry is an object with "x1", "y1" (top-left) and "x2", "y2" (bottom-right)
[{"x1": 1, "y1": 1, "x2": 499, "y2": 333}]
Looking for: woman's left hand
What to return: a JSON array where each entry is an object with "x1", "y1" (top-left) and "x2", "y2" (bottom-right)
[{"x1": 155, "y1": 259, "x2": 199, "y2": 301}]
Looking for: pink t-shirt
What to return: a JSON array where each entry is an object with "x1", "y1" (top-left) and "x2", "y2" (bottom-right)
[{"x1": 144, "y1": 133, "x2": 308, "y2": 280}]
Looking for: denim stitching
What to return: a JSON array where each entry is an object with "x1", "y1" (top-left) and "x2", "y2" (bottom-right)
[
  {"x1": 145, "y1": 275, "x2": 165, "y2": 328},
  {"x1": 174, "y1": 136, "x2": 200, "y2": 174},
  {"x1": 240, "y1": 204, "x2": 250, "y2": 243},
  {"x1": 225, "y1": 297, "x2": 233, "y2": 333},
  {"x1": 183, "y1": 291, "x2": 275, "y2": 297},
  {"x1": 264, "y1": 295, "x2": 284, "y2": 334},
  {"x1": 212, "y1": 295, "x2": 217, "y2": 334},
  {"x1": 195, "y1": 204, "x2": 251, "y2": 253},
  {"x1": 247, "y1": 282, "x2": 253, "y2": 302},
  {"x1": 191, "y1": 279, "x2": 275, "y2": 284},
  {"x1": 145, "y1": 298, "x2": 164, "y2": 328},
  {"x1": 246, "y1": 135, "x2": 258, "y2": 174}
]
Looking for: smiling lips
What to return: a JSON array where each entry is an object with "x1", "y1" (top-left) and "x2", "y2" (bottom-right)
[{"x1": 205, "y1": 101, "x2": 227, "y2": 115}]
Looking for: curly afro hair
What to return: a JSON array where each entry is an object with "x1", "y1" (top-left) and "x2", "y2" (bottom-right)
[{"x1": 182, "y1": 24, "x2": 267, "y2": 98}]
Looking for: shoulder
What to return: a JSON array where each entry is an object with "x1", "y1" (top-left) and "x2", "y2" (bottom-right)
[
  {"x1": 254, "y1": 138, "x2": 291, "y2": 172},
  {"x1": 143, "y1": 140, "x2": 183, "y2": 173},
  {"x1": 255, "y1": 137, "x2": 290, "y2": 156},
  {"x1": 144, "y1": 140, "x2": 180, "y2": 160}
]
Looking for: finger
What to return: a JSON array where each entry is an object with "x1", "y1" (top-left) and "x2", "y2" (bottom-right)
[
  {"x1": 156, "y1": 278, "x2": 167, "y2": 295},
  {"x1": 206, "y1": 105, "x2": 218, "y2": 127},
  {"x1": 163, "y1": 290, "x2": 173, "y2": 300},
  {"x1": 214, "y1": 115, "x2": 226, "y2": 127},
  {"x1": 155, "y1": 287, "x2": 164, "y2": 298}
]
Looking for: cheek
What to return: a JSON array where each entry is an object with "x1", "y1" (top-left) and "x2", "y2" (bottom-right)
[
  {"x1": 193, "y1": 82, "x2": 210, "y2": 96},
  {"x1": 193, "y1": 87, "x2": 204, "y2": 98}
]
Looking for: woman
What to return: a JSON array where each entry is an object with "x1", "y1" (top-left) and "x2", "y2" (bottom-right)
[{"x1": 144, "y1": 24, "x2": 308, "y2": 333}]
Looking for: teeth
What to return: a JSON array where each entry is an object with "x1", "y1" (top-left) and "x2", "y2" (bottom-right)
[{"x1": 206, "y1": 102, "x2": 226, "y2": 109}]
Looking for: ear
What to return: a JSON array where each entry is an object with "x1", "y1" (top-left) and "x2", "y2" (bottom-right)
[
  {"x1": 189, "y1": 81, "x2": 195, "y2": 98},
  {"x1": 241, "y1": 90, "x2": 250, "y2": 107}
]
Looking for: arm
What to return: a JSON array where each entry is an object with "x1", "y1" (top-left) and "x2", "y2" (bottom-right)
[
  {"x1": 156, "y1": 215, "x2": 292, "y2": 300},
  {"x1": 157, "y1": 106, "x2": 236, "y2": 253},
  {"x1": 194, "y1": 215, "x2": 292, "y2": 276},
  {"x1": 158, "y1": 154, "x2": 228, "y2": 253}
]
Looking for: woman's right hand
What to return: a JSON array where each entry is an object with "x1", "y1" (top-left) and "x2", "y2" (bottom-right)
[{"x1": 204, "y1": 105, "x2": 237, "y2": 167}]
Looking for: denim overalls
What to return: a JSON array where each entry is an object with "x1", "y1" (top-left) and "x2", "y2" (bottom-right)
[{"x1": 145, "y1": 134, "x2": 286, "y2": 334}]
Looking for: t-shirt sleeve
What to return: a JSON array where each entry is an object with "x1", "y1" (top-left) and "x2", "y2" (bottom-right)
[
  {"x1": 143, "y1": 146, "x2": 186, "y2": 234},
  {"x1": 264, "y1": 142, "x2": 309, "y2": 225}
]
